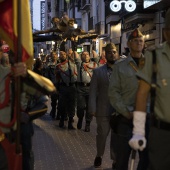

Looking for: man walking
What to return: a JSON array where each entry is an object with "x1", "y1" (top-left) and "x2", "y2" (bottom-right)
[
  {"x1": 88, "y1": 43, "x2": 122, "y2": 168},
  {"x1": 129, "y1": 8, "x2": 170, "y2": 170},
  {"x1": 108, "y1": 29, "x2": 149, "y2": 170}
]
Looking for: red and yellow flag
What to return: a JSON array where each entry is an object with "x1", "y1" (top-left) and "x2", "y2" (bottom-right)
[{"x1": 0, "y1": 0, "x2": 33, "y2": 67}]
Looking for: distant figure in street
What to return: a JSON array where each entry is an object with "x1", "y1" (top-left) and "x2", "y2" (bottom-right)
[
  {"x1": 33, "y1": 58, "x2": 43, "y2": 75},
  {"x1": 56, "y1": 50, "x2": 77, "y2": 129},
  {"x1": 98, "y1": 50, "x2": 107, "y2": 66},
  {"x1": 76, "y1": 50, "x2": 98, "y2": 132}
]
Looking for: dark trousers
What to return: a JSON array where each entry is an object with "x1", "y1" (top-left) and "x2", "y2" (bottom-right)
[
  {"x1": 51, "y1": 93, "x2": 58, "y2": 111},
  {"x1": 77, "y1": 85, "x2": 92, "y2": 123},
  {"x1": 50, "y1": 93, "x2": 58, "y2": 117},
  {"x1": 58, "y1": 85, "x2": 77, "y2": 120},
  {"x1": 148, "y1": 127, "x2": 170, "y2": 170},
  {"x1": 0, "y1": 144, "x2": 8, "y2": 170},
  {"x1": 20, "y1": 122, "x2": 34, "y2": 170},
  {"x1": 112, "y1": 115, "x2": 149, "y2": 170}
]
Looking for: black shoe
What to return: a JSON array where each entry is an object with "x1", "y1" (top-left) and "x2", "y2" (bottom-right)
[
  {"x1": 56, "y1": 117, "x2": 60, "y2": 120},
  {"x1": 112, "y1": 164, "x2": 116, "y2": 170},
  {"x1": 77, "y1": 119, "x2": 83, "y2": 129},
  {"x1": 56, "y1": 116, "x2": 60, "y2": 120},
  {"x1": 84, "y1": 125, "x2": 90, "y2": 132},
  {"x1": 64, "y1": 117, "x2": 68, "y2": 121},
  {"x1": 68, "y1": 123, "x2": 76, "y2": 130},
  {"x1": 94, "y1": 157, "x2": 102, "y2": 168},
  {"x1": 59, "y1": 121, "x2": 64, "y2": 128},
  {"x1": 112, "y1": 163, "x2": 116, "y2": 170},
  {"x1": 50, "y1": 110, "x2": 56, "y2": 118}
]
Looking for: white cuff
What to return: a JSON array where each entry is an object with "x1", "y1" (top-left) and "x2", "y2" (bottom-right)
[{"x1": 133, "y1": 111, "x2": 146, "y2": 136}]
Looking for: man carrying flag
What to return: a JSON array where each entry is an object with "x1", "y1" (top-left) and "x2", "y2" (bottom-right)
[{"x1": 0, "y1": 1, "x2": 56, "y2": 170}]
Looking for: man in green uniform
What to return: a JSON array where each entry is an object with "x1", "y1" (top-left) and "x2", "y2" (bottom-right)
[
  {"x1": 129, "y1": 8, "x2": 170, "y2": 170},
  {"x1": 108, "y1": 28, "x2": 149, "y2": 170},
  {"x1": 56, "y1": 50, "x2": 77, "y2": 129}
]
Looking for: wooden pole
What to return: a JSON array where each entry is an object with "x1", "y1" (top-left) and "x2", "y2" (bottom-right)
[{"x1": 15, "y1": 0, "x2": 22, "y2": 154}]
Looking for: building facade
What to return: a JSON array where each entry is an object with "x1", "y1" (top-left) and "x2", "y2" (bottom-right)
[{"x1": 32, "y1": 0, "x2": 170, "y2": 56}]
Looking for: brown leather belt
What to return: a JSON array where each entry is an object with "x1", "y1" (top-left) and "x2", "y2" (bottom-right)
[{"x1": 153, "y1": 117, "x2": 170, "y2": 131}]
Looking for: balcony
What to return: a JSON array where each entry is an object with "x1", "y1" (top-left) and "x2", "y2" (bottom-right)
[
  {"x1": 95, "y1": 21, "x2": 105, "y2": 35},
  {"x1": 125, "y1": 13, "x2": 155, "y2": 24},
  {"x1": 81, "y1": 0, "x2": 91, "y2": 10},
  {"x1": 106, "y1": 14, "x2": 120, "y2": 25}
]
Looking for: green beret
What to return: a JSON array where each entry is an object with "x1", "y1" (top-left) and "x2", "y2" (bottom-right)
[
  {"x1": 128, "y1": 29, "x2": 143, "y2": 41},
  {"x1": 105, "y1": 43, "x2": 116, "y2": 52}
]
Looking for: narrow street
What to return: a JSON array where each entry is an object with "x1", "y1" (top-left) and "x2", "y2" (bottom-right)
[
  {"x1": 32, "y1": 99, "x2": 138, "y2": 170},
  {"x1": 32, "y1": 99, "x2": 113, "y2": 170},
  {"x1": 33, "y1": 114, "x2": 112, "y2": 170}
]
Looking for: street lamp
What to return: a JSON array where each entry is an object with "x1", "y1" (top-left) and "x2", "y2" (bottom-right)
[
  {"x1": 65, "y1": 0, "x2": 70, "y2": 3},
  {"x1": 74, "y1": 23, "x2": 78, "y2": 29}
]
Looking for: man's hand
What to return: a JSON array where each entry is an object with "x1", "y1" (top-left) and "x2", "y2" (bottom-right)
[
  {"x1": 129, "y1": 134, "x2": 146, "y2": 151},
  {"x1": 13, "y1": 62, "x2": 27, "y2": 77}
]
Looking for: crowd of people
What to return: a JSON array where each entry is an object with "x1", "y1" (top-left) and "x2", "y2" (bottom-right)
[
  {"x1": 32, "y1": 28, "x2": 147, "y2": 170},
  {"x1": 0, "y1": 8, "x2": 170, "y2": 170}
]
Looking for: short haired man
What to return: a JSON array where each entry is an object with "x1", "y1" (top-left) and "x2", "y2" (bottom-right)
[
  {"x1": 76, "y1": 50, "x2": 98, "y2": 132},
  {"x1": 88, "y1": 43, "x2": 121, "y2": 168},
  {"x1": 108, "y1": 28, "x2": 148, "y2": 170},
  {"x1": 56, "y1": 51, "x2": 77, "y2": 129},
  {"x1": 129, "y1": 8, "x2": 170, "y2": 170}
]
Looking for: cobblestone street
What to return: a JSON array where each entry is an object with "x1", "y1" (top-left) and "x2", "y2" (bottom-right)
[
  {"x1": 33, "y1": 114, "x2": 113, "y2": 170},
  {"x1": 32, "y1": 99, "x2": 138, "y2": 170}
]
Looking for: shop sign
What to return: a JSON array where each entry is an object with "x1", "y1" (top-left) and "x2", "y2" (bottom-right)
[
  {"x1": 40, "y1": 1, "x2": 45, "y2": 30},
  {"x1": 110, "y1": 0, "x2": 136, "y2": 12}
]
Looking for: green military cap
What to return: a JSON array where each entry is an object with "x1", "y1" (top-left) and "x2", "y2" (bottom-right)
[
  {"x1": 105, "y1": 43, "x2": 116, "y2": 52},
  {"x1": 165, "y1": 8, "x2": 170, "y2": 28},
  {"x1": 128, "y1": 28, "x2": 143, "y2": 41}
]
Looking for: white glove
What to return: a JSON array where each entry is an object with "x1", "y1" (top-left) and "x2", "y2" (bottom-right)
[{"x1": 129, "y1": 111, "x2": 147, "y2": 151}]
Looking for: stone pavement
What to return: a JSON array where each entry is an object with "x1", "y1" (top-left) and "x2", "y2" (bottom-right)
[
  {"x1": 32, "y1": 114, "x2": 113, "y2": 170},
  {"x1": 32, "y1": 100, "x2": 139, "y2": 170}
]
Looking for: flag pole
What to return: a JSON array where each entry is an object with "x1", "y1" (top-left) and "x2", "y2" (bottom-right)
[{"x1": 15, "y1": 0, "x2": 22, "y2": 154}]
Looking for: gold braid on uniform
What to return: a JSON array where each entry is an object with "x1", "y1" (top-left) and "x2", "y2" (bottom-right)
[{"x1": 129, "y1": 61, "x2": 138, "y2": 72}]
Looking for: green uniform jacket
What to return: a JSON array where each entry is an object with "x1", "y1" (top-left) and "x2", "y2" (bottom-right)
[
  {"x1": 108, "y1": 56, "x2": 139, "y2": 119},
  {"x1": 137, "y1": 42, "x2": 170, "y2": 122}
]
